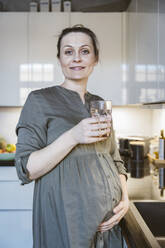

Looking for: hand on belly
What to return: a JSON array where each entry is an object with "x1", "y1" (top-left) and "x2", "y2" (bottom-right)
[{"x1": 97, "y1": 198, "x2": 129, "y2": 232}]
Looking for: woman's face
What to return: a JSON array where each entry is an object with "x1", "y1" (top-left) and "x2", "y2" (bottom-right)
[{"x1": 59, "y1": 32, "x2": 97, "y2": 81}]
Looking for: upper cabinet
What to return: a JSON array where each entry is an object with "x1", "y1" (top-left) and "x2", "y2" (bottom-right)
[
  {"x1": 0, "y1": 13, "x2": 28, "y2": 106},
  {"x1": 27, "y1": 13, "x2": 69, "y2": 93},
  {"x1": 1, "y1": 8, "x2": 164, "y2": 106},
  {"x1": 70, "y1": 13, "x2": 124, "y2": 105},
  {"x1": 0, "y1": 13, "x2": 70, "y2": 106},
  {"x1": 126, "y1": 0, "x2": 165, "y2": 104},
  {"x1": 0, "y1": 12, "x2": 124, "y2": 106},
  {"x1": 158, "y1": 0, "x2": 165, "y2": 101}
]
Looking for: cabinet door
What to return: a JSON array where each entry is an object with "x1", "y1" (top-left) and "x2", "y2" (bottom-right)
[
  {"x1": 0, "y1": 167, "x2": 34, "y2": 247},
  {"x1": 0, "y1": 181, "x2": 33, "y2": 209},
  {"x1": 27, "y1": 13, "x2": 69, "y2": 94},
  {"x1": 0, "y1": 13, "x2": 28, "y2": 106},
  {"x1": 71, "y1": 13, "x2": 123, "y2": 105},
  {"x1": 0, "y1": 210, "x2": 32, "y2": 248},
  {"x1": 127, "y1": 0, "x2": 160, "y2": 104},
  {"x1": 158, "y1": 0, "x2": 165, "y2": 101},
  {"x1": 127, "y1": 8, "x2": 137, "y2": 104},
  {"x1": 135, "y1": 0, "x2": 158, "y2": 104},
  {"x1": 0, "y1": 167, "x2": 18, "y2": 181}
]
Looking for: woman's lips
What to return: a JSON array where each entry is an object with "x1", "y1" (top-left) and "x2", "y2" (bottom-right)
[{"x1": 70, "y1": 66, "x2": 85, "y2": 71}]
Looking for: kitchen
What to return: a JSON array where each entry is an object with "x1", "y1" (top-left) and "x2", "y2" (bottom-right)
[{"x1": 0, "y1": 0, "x2": 165, "y2": 247}]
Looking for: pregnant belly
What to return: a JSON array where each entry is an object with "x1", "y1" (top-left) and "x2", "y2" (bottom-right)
[
  {"x1": 39, "y1": 152, "x2": 122, "y2": 243},
  {"x1": 62, "y1": 153, "x2": 121, "y2": 213},
  {"x1": 45, "y1": 152, "x2": 122, "y2": 210}
]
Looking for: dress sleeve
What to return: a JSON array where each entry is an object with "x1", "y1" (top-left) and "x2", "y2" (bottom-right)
[
  {"x1": 109, "y1": 123, "x2": 128, "y2": 180},
  {"x1": 15, "y1": 91, "x2": 47, "y2": 185}
]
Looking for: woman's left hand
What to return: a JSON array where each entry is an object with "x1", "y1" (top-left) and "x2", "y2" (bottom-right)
[{"x1": 97, "y1": 197, "x2": 129, "y2": 232}]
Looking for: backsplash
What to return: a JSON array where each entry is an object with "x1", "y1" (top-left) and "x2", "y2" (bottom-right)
[
  {"x1": 114, "y1": 107, "x2": 165, "y2": 138},
  {"x1": 152, "y1": 108, "x2": 165, "y2": 136},
  {"x1": 0, "y1": 108, "x2": 21, "y2": 144},
  {"x1": 112, "y1": 106, "x2": 153, "y2": 137},
  {"x1": 0, "y1": 106, "x2": 164, "y2": 144}
]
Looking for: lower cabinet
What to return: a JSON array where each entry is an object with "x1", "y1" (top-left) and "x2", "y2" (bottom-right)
[
  {"x1": 0, "y1": 210, "x2": 32, "y2": 248},
  {"x1": 0, "y1": 167, "x2": 34, "y2": 248}
]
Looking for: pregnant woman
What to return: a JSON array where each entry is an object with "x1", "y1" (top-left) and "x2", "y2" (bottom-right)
[{"x1": 15, "y1": 25, "x2": 129, "y2": 248}]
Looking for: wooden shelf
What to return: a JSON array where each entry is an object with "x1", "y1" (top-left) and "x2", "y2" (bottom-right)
[{"x1": 147, "y1": 154, "x2": 165, "y2": 168}]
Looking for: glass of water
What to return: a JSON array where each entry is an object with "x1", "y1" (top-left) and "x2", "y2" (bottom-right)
[
  {"x1": 90, "y1": 100, "x2": 112, "y2": 137},
  {"x1": 90, "y1": 100, "x2": 112, "y2": 117}
]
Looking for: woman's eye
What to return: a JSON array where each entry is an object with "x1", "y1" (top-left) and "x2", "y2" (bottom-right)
[
  {"x1": 64, "y1": 50, "x2": 73, "y2": 55},
  {"x1": 81, "y1": 49, "x2": 89, "y2": 55}
]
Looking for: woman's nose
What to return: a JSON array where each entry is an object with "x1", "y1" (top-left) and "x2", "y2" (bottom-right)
[{"x1": 73, "y1": 52, "x2": 81, "y2": 62}]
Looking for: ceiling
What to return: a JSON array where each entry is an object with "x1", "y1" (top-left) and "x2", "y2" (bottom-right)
[{"x1": 0, "y1": 0, "x2": 131, "y2": 12}]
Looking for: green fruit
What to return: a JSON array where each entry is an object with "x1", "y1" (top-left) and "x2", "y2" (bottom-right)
[{"x1": 0, "y1": 137, "x2": 7, "y2": 150}]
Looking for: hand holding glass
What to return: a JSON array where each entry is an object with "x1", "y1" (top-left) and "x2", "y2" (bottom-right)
[{"x1": 90, "y1": 100, "x2": 112, "y2": 137}]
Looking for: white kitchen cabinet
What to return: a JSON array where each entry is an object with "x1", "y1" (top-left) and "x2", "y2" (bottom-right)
[
  {"x1": 0, "y1": 12, "x2": 125, "y2": 106},
  {"x1": 127, "y1": 0, "x2": 158, "y2": 104},
  {"x1": 0, "y1": 167, "x2": 34, "y2": 248},
  {"x1": 126, "y1": 9, "x2": 137, "y2": 104},
  {"x1": 127, "y1": 0, "x2": 165, "y2": 104},
  {"x1": 0, "y1": 13, "x2": 28, "y2": 106},
  {"x1": 0, "y1": 181, "x2": 33, "y2": 209},
  {"x1": 135, "y1": 0, "x2": 159, "y2": 103},
  {"x1": 158, "y1": 0, "x2": 165, "y2": 101},
  {"x1": 70, "y1": 13, "x2": 124, "y2": 105},
  {"x1": 0, "y1": 13, "x2": 70, "y2": 106},
  {"x1": 27, "y1": 13, "x2": 70, "y2": 93},
  {"x1": 0, "y1": 211, "x2": 32, "y2": 248},
  {"x1": 2, "y1": 10, "x2": 164, "y2": 106}
]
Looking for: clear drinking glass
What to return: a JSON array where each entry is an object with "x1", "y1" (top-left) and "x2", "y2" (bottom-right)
[
  {"x1": 90, "y1": 100, "x2": 112, "y2": 117},
  {"x1": 90, "y1": 100, "x2": 112, "y2": 137}
]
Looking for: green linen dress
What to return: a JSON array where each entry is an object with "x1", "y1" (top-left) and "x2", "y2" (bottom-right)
[{"x1": 15, "y1": 85, "x2": 127, "y2": 248}]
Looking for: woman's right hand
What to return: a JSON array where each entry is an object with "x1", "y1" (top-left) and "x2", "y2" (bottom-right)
[{"x1": 70, "y1": 116, "x2": 111, "y2": 145}]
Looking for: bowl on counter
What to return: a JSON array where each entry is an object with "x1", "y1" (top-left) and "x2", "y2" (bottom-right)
[
  {"x1": 0, "y1": 153, "x2": 15, "y2": 166},
  {"x1": 0, "y1": 153, "x2": 15, "y2": 160}
]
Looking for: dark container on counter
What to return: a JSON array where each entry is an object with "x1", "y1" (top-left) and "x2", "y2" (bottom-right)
[
  {"x1": 130, "y1": 141, "x2": 145, "y2": 160},
  {"x1": 130, "y1": 158, "x2": 150, "y2": 178},
  {"x1": 129, "y1": 141, "x2": 149, "y2": 178},
  {"x1": 119, "y1": 138, "x2": 132, "y2": 172},
  {"x1": 119, "y1": 137, "x2": 151, "y2": 178}
]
